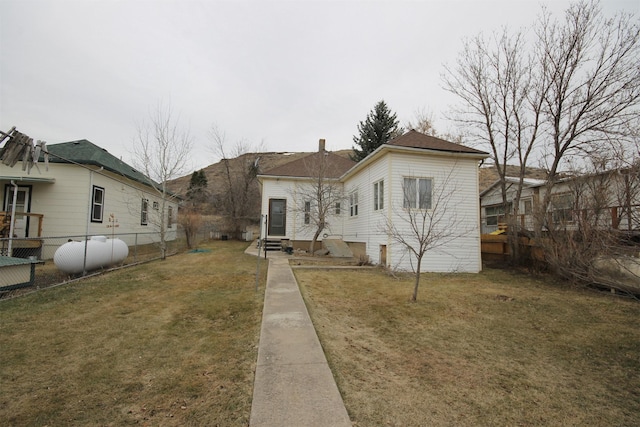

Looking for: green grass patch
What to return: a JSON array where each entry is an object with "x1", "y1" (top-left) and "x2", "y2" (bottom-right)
[
  {"x1": 296, "y1": 267, "x2": 640, "y2": 426},
  {"x1": 0, "y1": 240, "x2": 265, "y2": 426}
]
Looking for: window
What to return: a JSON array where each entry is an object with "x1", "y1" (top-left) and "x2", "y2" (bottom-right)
[
  {"x1": 523, "y1": 199, "x2": 533, "y2": 215},
  {"x1": 91, "y1": 186, "x2": 105, "y2": 223},
  {"x1": 335, "y1": 202, "x2": 341, "y2": 215},
  {"x1": 349, "y1": 191, "x2": 359, "y2": 217},
  {"x1": 304, "y1": 201, "x2": 311, "y2": 224},
  {"x1": 373, "y1": 180, "x2": 384, "y2": 211},
  {"x1": 551, "y1": 193, "x2": 573, "y2": 223},
  {"x1": 153, "y1": 201, "x2": 159, "y2": 210},
  {"x1": 485, "y1": 203, "x2": 511, "y2": 226},
  {"x1": 141, "y1": 198, "x2": 149, "y2": 225},
  {"x1": 168, "y1": 206, "x2": 173, "y2": 229},
  {"x1": 403, "y1": 178, "x2": 432, "y2": 209}
]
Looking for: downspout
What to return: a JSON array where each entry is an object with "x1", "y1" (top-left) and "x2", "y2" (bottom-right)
[{"x1": 8, "y1": 180, "x2": 18, "y2": 257}]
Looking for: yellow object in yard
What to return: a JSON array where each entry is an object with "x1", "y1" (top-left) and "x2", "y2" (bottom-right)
[{"x1": 490, "y1": 223, "x2": 508, "y2": 235}]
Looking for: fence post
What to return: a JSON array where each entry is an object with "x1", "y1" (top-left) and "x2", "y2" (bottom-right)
[{"x1": 82, "y1": 234, "x2": 89, "y2": 275}]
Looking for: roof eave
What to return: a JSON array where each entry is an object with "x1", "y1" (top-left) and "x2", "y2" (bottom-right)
[{"x1": 341, "y1": 144, "x2": 488, "y2": 181}]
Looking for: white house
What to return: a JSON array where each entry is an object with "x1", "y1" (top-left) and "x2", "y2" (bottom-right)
[
  {"x1": 1, "y1": 139, "x2": 179, "y2": 259},
  {"x1": 258, "y1": 130, "x2": 489, "y2": 273}
]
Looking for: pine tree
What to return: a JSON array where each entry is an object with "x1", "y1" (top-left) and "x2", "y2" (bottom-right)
[
  {"x1": 351, "y1": 100, "x2": 403, "y2": 162},
  {"x1": 186, "y1": 169, "x2": 208, "y2": 203}
]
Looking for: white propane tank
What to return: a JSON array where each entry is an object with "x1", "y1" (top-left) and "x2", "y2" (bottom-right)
[{"x1": 54, "y1": 235, "x2": 129, "y2": 274}]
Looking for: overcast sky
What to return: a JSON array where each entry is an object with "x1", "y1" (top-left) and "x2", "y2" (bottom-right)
[{"x1": 1, "y1": 0, "x2": 638, "y2": 176}]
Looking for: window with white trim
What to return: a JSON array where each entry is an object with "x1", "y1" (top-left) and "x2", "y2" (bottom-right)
[
  {"x1": 91, "y1": 186, "x2": 104, "y2": 223},
  {"x1": 141, "y1": 198, "x2": 149, "y2": 225},
  {"x1": 349, "y1": 191, "x2": 358, "y2": 217},
  {"x1": 304, "y1": 201, "x2": 311, "y2": 224},
  {"x1": 335, "y1": 202, "x2": 341, "y2": 215},
  {"x1": 551, "y1": 193, "x2": 574, "y2": 223},
  {"x1": 168, "y1": 206, "x2": 173, "y2": 229},
  {"x1": 403, "y1": 177, "x2": 432, "y2": 209},
  {"x1": 373, "y1": 180, "x2": 384, "y2": 211},
  {"x1": 485, "y1": 203, "x2": 511, "y2": 227}
]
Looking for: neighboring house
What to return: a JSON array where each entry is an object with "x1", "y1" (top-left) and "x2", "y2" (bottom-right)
[
  {"x1": 258, "y1": 130, "x2": 488, "y2": 273},
  {"x1": 480, "y1": 168, "x2": 640, "y2": 234},
  {"x1": 479, "y1": 177, "x2": 546, "y2": 234},
  {"x1": 1, "y1": 139, "x2": 178, "y2": 259}
]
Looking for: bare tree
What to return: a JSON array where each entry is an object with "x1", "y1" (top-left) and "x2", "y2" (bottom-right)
[
  {"x1": 179, "y1": 207, "x2": 203, "y2": 249},
  {"x1": 382, "y1": 168, "x2": 471, "y2": 302},
  {"x1": 289, "y1": 149, "x2": 347, "y2": 254},
  {"x1": 132, "y1": 101, "x2": 193, "y2": 259},
  {"x1": 209, "y1": 125, "x2": 264, "y2": 239},
  {"x1": 535, "y1": 1, "x2": 640, "y2": 226},
  {"x1": 443, "y1": 27, "x2": 544, "y2": 260},
  {"x1": 535, "y1": 154, "x2": 640, "y2": 296},
  {"x1": 444, "y1": 0, "x2": 640, "y2": 263},
  {"x1": 405, "y1": 108, "x2": 464, "y2": 143}
]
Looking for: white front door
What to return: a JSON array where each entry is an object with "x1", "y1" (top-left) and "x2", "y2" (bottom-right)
[{"x1": 3, "y1": 186, "x2": 31, "y2": 238}]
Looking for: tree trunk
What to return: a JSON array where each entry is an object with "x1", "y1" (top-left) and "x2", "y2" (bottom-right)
[
  {"x1": 411, "y1": 257, "x2": 423, "y2": 302},
  {"x1": 309, "y1": 228, "x2": 322, "y2": 254}
]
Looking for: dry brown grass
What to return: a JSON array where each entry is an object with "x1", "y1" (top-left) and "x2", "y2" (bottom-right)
[
  {"x1": 296, "y1": 267, "x2": 640, "y2": 427},
  {"x1": 0, "y1": 240, "x2": 265, "y2": 426}
]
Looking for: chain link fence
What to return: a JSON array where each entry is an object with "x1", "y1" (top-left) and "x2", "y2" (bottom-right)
[
  {"x1": 0, "y1": 224, "x2": 258, "y2": 300},
  {"x1": 0, "y1": 230, "x2": 193, "y2": 299}
]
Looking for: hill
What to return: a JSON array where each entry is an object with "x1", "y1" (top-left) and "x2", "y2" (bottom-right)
[{"x1": 169, "y1": 151, "x2": 548, "y2": 216}]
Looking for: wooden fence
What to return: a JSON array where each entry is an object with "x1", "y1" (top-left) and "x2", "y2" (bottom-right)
[{"x1": 481, "y1": 234, "x2": 544, "y2": 263}]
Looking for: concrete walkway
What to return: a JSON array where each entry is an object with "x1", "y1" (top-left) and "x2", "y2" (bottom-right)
[{"x1": 246, "y1": 245, "x2": 351, "y2": 426}]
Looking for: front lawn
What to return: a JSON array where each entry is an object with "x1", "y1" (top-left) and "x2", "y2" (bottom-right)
[
  {"x1": 296, "y1": 267, "x2": 640, "y2": 426},
  {"x1": 0, "y1": 241, "x2": 265, "y2": 426}
]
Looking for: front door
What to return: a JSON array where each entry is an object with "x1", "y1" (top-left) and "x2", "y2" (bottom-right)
[
  {"x1": 268, "y1": 199, "x2": 286, "y2": 236},
  {"x1": 3, "y1": 185, "x2": 31, "y2": 238}
]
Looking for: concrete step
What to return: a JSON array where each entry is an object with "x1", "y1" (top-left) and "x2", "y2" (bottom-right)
[{"x1": 263, "y1": 239, "x2": 285, "y2": 251}]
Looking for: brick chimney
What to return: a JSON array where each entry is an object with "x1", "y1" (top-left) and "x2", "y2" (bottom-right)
[{"x1": 319, "y1": 138, "x2": 326, "y2": 152}]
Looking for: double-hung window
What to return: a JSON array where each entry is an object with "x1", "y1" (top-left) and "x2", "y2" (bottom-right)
[
  {"x1": 141, "y1": 198, "x2": 149, "y2": 225},
  {"x1": 403, "y1": 177, "x2": 432, "y2": 209},
  {"x1": 551, "y1": 193, "x2": 574, "y2": 223},
  {"x1": 349, "y1": 191, "x2": 359, "y2": 217},
  {"x1": 373, "y1": 180, "x2": 384, "y2": 211},
  {"x1": 304, "y1": 201, "x2": 311, "y2": 224},
  {"x1": 91, "y1": 186, "x2": 105, "y2": 223}
]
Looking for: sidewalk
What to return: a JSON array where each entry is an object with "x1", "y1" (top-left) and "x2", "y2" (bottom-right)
[{"x1": 246, "y1": 244, "x2": 351, "y2": 426}]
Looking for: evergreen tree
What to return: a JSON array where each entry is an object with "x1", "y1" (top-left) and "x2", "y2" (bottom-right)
[
  {"x1": 186, "y1": 169, "x2": 208, "y2": 203},
  {"x1": 351, "y1": 100, "x2": 403, "y2": 162}
]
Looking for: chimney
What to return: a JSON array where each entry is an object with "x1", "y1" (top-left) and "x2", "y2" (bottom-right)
[{"x1": 319, "y1": 138, "x2": 326, "y2": 152}]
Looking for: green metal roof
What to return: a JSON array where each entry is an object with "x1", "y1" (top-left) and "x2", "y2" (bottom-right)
[{"x1": 44, "y1": 139, "x2": 160, "y2": 189}]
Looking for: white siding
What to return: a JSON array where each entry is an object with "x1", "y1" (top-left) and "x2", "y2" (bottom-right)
[
  {"x1": 260, "y1": 177, "x2": 345, "y2": 241},
  {"x1": 1, "y1": 162, "x2": 179, "y2": 258},
  {"x1": 380, "y1": 152, "x2": 482, "y2": 273},
  {"x1": 259, "y1": 149, "x2": 483, "y2": 273},
  {"x1": 342, "y1": 155, "x2": 391, "y2": 261}
]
